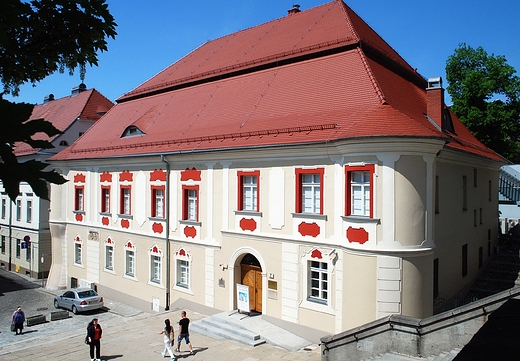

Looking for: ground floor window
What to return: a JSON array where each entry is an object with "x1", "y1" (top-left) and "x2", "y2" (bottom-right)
[
  {"x1": 177, "y1": 260, "x2": 189, "y2": 287},
  {"x1": 105, "y1": 245, "x2": 114, "y2": 270},
  {"x1": 309, "y1": 260, "x2": 328, "y2": 303},
  {"x1": 150, "y1": 255, "x2": 161, "y2": 283},
  {"x1": 74, "y1": 243, "x2": 82, "y2": 264},
  {"x1": 126, "y1": 250, "x2": 135, "y2": 277}
]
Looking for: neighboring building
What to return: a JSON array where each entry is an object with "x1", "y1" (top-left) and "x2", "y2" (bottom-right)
[
  {"x1": 0, "y1": 85, "x2": 113, "y2": 278},
  {"x1": 47, "y1": 1, "x2": 504, "y2": 338}
]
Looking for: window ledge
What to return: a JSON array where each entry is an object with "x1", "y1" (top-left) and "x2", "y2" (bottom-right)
[
  {"x1": 99, "y1": 212, "x2": 112, "y2": 217},
  {"x1": 341, "y1": 215, "x2": 380, "y2": 224},
  {"x1": 123, "y1": 274, "x2": 138, "y2": 282},
  {"x1": 300, "y1": 299, "x2": 335, "y2": 315},
  {"x1": 103, "y1": 268, "x2": 116, "y2": 275},
  {"x1": 149, "y1": 216, "x2": 166, "y2": 222},
  {"x1": 179, "y1": 220, "x2": 201, "y2": 227},
  {"x1": 234, "y1": 210, "x2": 262, "y2": 217},
  {"x1": 118, "y1": 214, "x2": 133, "y2": 220},
  {"x1": 147, "y1": 280, "x2": 164, "y2": 289},
  {"x1": 291, "y1": 213, "x2": 327, "y2": 221},
  {"x1": 173, "y1": 285, "x2": 194, "y2": 295},
  {"x1": 73, "y1": 210, "x2": 85, "y2": 215}
]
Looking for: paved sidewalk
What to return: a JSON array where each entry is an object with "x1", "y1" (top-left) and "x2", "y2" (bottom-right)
[
  {"x1": 0, "y1": 269, "x2": 321, "y2": 361},
  {"x1": 1, "y1": 308, "x2": 321, "y2": 361}
]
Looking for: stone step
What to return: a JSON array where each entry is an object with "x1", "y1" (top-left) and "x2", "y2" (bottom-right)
[{"x1": 190, "y1": 315, "x2": 266, "y2": 347}]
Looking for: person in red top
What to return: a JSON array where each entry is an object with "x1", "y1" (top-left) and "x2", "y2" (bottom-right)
[{"x1": 86, "y1": 318, "x2": 103, "y2": 361}]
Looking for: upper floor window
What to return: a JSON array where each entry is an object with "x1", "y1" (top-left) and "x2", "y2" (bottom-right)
[
  {"x1": 238, "y1": 171, "x2": 259, "y2": 212},
  {"x1": 151, "y1": 186, "x2": 165, "y2": 218},
  {"x1": 295, "y1": 168, "x2": 324, "y2": 214},
  {"x1": 345, "y1": 164, "x2": 375, "y2": 218},
  {"x1": 182, "y1": 185, "x2": 199, "y2": 221},
  {"x1": 1, "y1": 198, "x2": 6, "y2": 219},
  {"x1": 26, "y1": 200, "x2": 32, "y2": 223},
  {"x1": 101, "y1": 186, "x2": 110, "y2": 213},
  {"x1": 74, "y1": 186, "x2": 84, "y2": 212},
  {"x1": 16, "y1": 200, "x2": 22, "y2": 221},
  {"x1": 120, "y1": 186, "x2": 131, "y2": 215},
  {"x1": 462, "y1": 175, "x2": 468, "y2": 211}
]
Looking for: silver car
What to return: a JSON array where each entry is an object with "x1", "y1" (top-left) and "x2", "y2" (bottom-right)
[{"x1": 53, "y1": 288, "x2": 104, "y2": 314}]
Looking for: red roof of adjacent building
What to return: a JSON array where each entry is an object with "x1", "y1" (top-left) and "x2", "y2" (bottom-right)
[
  {"x1": 14, "y1": 88, "x2": 113, "y2": 157},
  {"x1": 51, "y1": 0, "x2": 503, "y2": 162}
]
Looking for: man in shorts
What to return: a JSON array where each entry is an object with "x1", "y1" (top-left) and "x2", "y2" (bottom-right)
[{"x1": 176, "y1": 310, "x2": 193, "y2": 354}]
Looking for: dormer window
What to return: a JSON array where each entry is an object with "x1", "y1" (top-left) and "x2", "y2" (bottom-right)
[
  {"x1": 59, "y1": 140, "x2": 69, "y2": 146},
  {"x1": 121, "y1": 125, "x2": 144, "y2": 138}
]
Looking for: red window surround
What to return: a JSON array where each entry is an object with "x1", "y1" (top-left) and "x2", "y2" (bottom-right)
[
  {"x1": 295, "y1": 168, "x2": 324, "y2": 214},
  {"x1": 237, "y1": 170, "x2": 260, "y2": 212},
  {"x1": 74, "y1": 186, "x2": 84, "y2": 211},
  {"x1": 120, "y1": 185, "x2": 132, "y2": 215},
  {"x1": 182, "y1": 185, "x2": 199, "y2": 221},
  {"x1": 101, "y1": 186, "x2": 110, "y2": 213},
  {"x1": 151, "y1": 185, "x2": 165, "y2": 218},
  {"x1": 345, "y1": 164, "x2": 375, "y2": 218}
]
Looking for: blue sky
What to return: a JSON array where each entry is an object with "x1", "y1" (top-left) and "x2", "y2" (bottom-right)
[{"x1": 6, "y1": 0, "x2": 520, "y2": 105}]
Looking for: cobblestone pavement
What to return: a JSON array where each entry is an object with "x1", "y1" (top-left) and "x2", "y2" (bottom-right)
[{"x1": 0, "y1": 269, "x2": 321, "y2": 361}]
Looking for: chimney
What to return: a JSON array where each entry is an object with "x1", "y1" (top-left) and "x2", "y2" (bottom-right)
[
  {"x1": 427, "y1": 77, "x2": 444, "y2": 130},
  {"x1": 71, "y1": 83, "x2": 87, "y2": 95},
  {"x1": 287, "y1": 4, "x2": 301, "y2": 15},
  {"x1": 43, "y1": 94, "x2": 55, "y2": 103}
]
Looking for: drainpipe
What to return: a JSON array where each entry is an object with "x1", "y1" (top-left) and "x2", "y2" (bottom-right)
[
  {"x1": 161, "y1": 155, "x2": 171, "y2": 311},
  {"x1": 8, "y1": 201, "x2": 12, "y2": 271}
]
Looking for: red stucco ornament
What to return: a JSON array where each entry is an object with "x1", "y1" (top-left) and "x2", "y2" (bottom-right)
[
  {"x1": 75, "y1": 213, "x2": 83, "y2": 222},
  {"x1": 346, "y1": 226, "x2": 369, "y2": 244},
  {"x1": 298, "y1": 222, "x2": 320, "y2": 237},
  {"x1": 121, "y1": 219, "x2": 130, "y2": 229},
  {"x1": 102, "y1": 217, "x2": 109, "y2": 226},
  {"x1": 181, "y1": 168, "x2": 201, "y2": 181},
  {"x1": 152, "y1": 222, "x2": 163, "y2": 234},
  {"x1": 74, "y1": 173, "x2": 85, "y2": 183},
  {"x1": 150, "y1": 169, "x2": 166, "y2": 182},
  {"x1": 119, "y1": 170, "x2": 133, "y2": 182},
  {"x1": 100, "y1": 172, "x2": 112, "y2": 182},
  {"x1": 184, "y1": 226, "x2": 196, "y2": 238},
  {"x1": 311, "y1": 249, "x2": 323, "y2": 259},
  {"x1": 240, "y1": 218, "x2": 257, "y2": 231}
]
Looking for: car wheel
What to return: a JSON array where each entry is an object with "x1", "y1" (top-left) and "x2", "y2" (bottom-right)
[
  {"x1": 72, "y1": 305, "x2": 78, "y2": 315},
  {"x1": 54, "y1": 300, "x2": 60, "y2": 309}
]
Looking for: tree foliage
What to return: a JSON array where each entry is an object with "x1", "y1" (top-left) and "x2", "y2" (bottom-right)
[
  {"x1": 0, "y1": 0, "x2": 117, "y2": 201},
  {"x1": 446, "y1": 43, "x2": 520, "y2": 162}
]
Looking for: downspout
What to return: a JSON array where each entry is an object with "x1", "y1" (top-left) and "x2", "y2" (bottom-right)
[
  {"x1": 8, "y1": 200, "x2": 12, "y2": 271},
  {"x1": 161, "y1": 155, "x2": 171, "y2": 310}
]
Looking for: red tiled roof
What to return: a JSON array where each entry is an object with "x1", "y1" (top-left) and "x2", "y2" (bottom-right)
[
  {"x1": 51, "y1": 0, "x2": 503, "y2": 163},
  {"x1": 13, "y1": 89, "x2": 113, "y2": 157}
]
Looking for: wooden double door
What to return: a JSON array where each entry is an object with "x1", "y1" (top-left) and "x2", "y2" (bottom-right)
[{"x1": 241, "y1": 264, "x2": 262, "y2": 313}]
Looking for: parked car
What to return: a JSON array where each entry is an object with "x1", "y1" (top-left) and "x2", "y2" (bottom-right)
[{"x1": 53, "y1": 288, "x2": 104, "y2": 314}]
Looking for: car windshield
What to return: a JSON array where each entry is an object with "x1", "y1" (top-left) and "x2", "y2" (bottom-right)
[{"x1": 77, "y1": 290, "x2": 98, "y2": 298}]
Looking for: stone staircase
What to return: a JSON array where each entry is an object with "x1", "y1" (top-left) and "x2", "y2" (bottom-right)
[
  {"x1": 364, "y1": 348, "x2": 462, "y2": 361},
  {"x1": 190, "y1": 310, "x2": 313, "y2": 351},
  {"x1": 467, "y1": 243, "x2": 520, "y2": 300}
]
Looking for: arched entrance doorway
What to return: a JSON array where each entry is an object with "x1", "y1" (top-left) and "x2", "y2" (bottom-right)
[{"x1": 240, "y1": 253, "x2": 262, "y2": 313}]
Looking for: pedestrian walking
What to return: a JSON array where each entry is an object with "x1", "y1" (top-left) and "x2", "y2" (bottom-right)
[
  {"x1": 86, "y1": 318, "x2": 103, "y2": 361},
  {"x1": 158, "y1": 319, "x2": 176, "y2": 360},
  {"x1": 176, "y1": 310, "x2": 193, "y2": 354},
  {"x1": 11, "y1": 306, "x2": 25, "y2": 335}
]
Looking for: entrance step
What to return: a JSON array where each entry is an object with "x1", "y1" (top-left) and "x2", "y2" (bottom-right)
[{"x1": 191, "y1": 311, "x2": 313, "y2": 351}]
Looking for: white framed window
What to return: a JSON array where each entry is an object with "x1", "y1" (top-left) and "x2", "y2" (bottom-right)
[
  {"x1": 16, "y1": 238, "x2": 21, "y2": 258},
  {"x1": 148, "y1": 244, "x2": 163, "y2": 284},
  {"x1": 300, "y1": 248, "x2": 334, "y2": 314},
  {"x1": 126, "y1": 250, "x2": 135, "y2": 276},
  {"x1": 26, "y1": 200, "x2": 32, "y2": 223},
  {"x1": 151, "y1": 256, "x2": 161, "y2": 283},
  {"x1": 1, "y1": 198, "x2": 6, "y2": 219},
  {"x1": 104, "y1": 237, "x2": 115, "y2": 271},
  {"x1": 16, "y1": 200, "x2": 22, "y2": 221},
  {"x1": 124, "y1": 240, "x2": 136, "y2": 277},
  {"x1": 309, "y1": 260, "x2": 328, "y2": 302},
  {"x1": 174, "y1": 248, "x2": 192, "y2": 291},
  {"x1": 74, "y1": 243, "x2": 82, "y2": 265}
]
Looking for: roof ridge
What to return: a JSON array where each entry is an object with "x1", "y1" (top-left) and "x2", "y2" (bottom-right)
[{"x1": 69, "y1": 123, "x2": 338, "y2": 154}]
